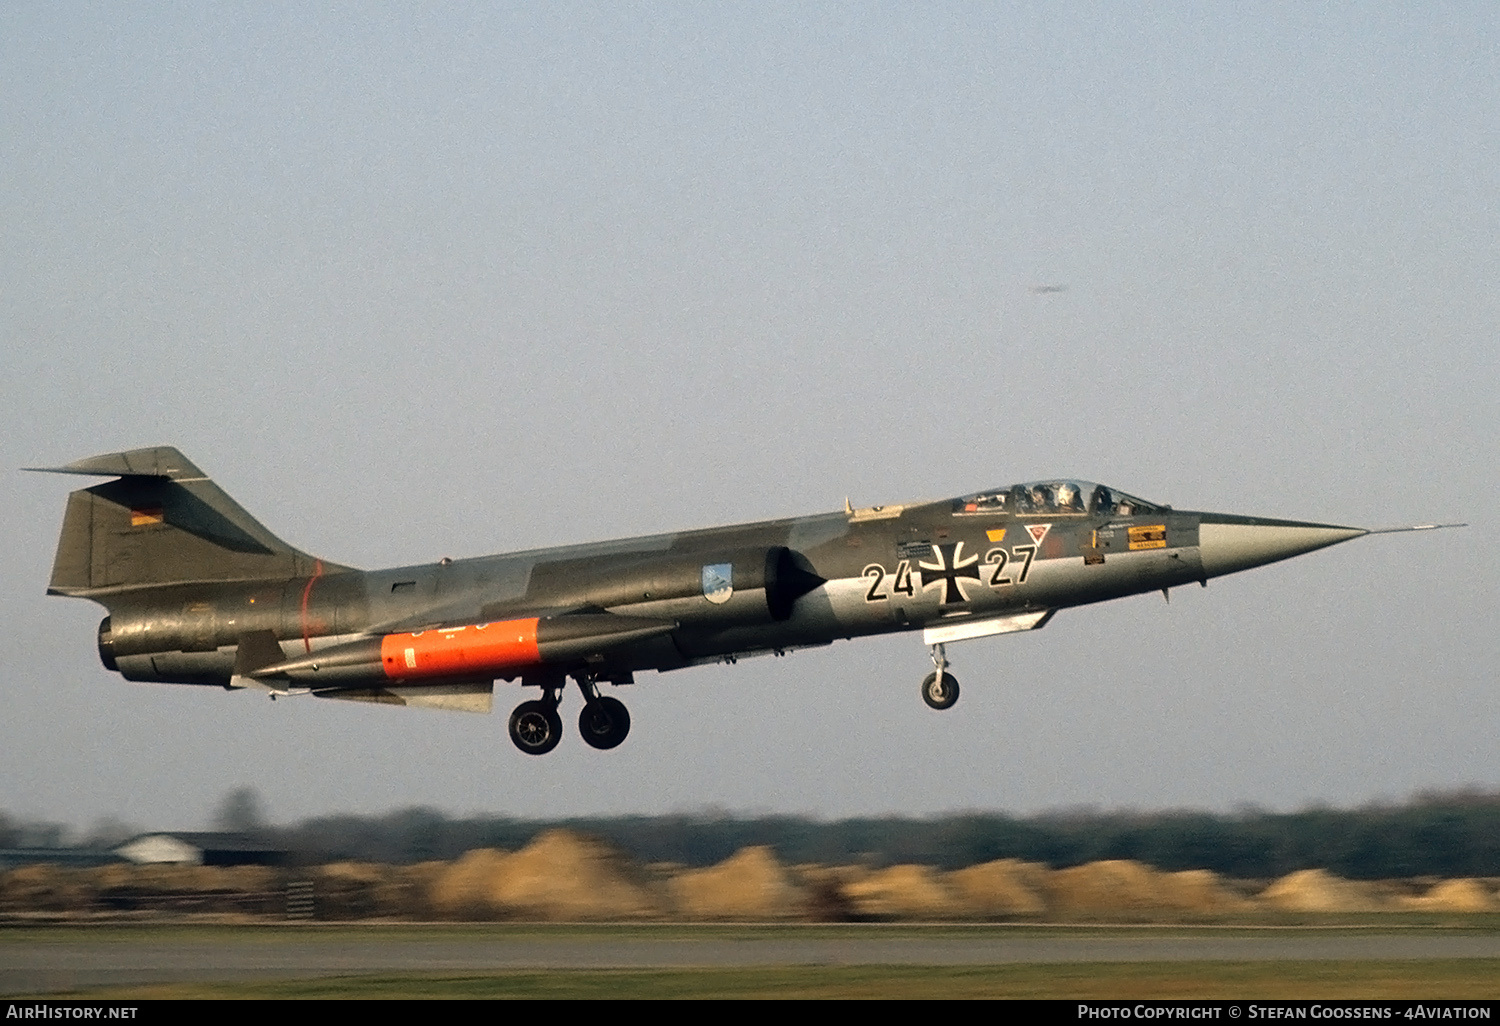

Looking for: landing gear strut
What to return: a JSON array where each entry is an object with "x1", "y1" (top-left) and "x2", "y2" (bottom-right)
[
  {"x1": 505, "y1": 675, "x2": 632, "y2": 755},
  {"x1": 921, "y1": 643, "x2": 959, "y2": 710}
]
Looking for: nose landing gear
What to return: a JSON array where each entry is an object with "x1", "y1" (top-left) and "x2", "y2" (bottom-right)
[{"x1": 921, "y1": 643, "x2": 960, "y2": 710}]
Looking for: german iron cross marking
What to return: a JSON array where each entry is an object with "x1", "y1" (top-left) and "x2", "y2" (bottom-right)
[{"x1": 918, "y1": 542, "x2": 981, "y2": 604}]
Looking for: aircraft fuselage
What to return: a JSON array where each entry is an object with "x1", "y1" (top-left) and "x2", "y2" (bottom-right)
[
  {"x1": 39, "y1": 449, "x2": 1415, "y2": 753},
  {"x1": 93, "y1": 497, "x2": 1354, "y2": 688}
]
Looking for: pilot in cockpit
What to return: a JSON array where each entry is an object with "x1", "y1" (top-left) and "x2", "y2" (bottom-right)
[{"x1": 1056, "y1": 482, "x2": 1083, "y2": 512}]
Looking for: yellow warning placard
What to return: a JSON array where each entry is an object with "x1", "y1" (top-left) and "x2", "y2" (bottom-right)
[{"x1": 1128, "y1": 524, "x2": 1167, "y2": 550}]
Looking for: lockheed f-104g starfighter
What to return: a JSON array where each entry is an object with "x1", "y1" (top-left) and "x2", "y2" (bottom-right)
[{"x1": 32, "y1": 447, "x2": 1459, "y2": 755}]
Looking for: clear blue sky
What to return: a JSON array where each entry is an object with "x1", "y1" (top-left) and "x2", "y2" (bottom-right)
[{"x1": 3, "y1": 4, "x2": 1494, "y2": 834}]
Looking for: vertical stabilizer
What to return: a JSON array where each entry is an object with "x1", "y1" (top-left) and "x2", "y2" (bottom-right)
[{"x1": 30, "y1": 446, "x2": 349, "y2": 596}]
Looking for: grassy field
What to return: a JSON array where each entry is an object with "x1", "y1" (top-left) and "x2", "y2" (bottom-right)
[
  {"x1": 32, "y1": 961, "x2": 1500, "y2": 1000},
  {"x1": 6, "y1": 923, "x2": 1499, "y2": 999}
]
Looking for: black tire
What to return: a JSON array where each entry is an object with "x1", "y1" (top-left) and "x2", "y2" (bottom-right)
[
  {"x1": 509, "y1": 699, "x2": 563, "y2": 755},
  {"x1": 921, "y1": 671, "x2": 960, "y2": 710},
  {"x1": 578, "y1": 696, "x2": 631, "y2": 750}
]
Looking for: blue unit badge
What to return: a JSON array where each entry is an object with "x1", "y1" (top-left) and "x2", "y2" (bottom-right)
[{"x1": 702, "y1": 562, "x2": 733, "y2": 605}]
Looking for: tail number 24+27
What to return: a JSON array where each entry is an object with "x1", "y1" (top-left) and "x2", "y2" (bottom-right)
[{"x1": 862, "y1": 545, "x2": 1036, "y2": 603}]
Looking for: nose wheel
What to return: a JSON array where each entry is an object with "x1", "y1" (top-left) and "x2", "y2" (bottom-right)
[{"x1": 921, "y1": 643, "x2": 960, "y2": 710}]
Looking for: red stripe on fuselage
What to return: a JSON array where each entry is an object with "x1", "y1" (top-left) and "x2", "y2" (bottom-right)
[
  {"x1": 379, "y1": 619, "x2": 541, "y2": 680},
  {"x1": 300, "y1": 560, "x2": 325, "y2": 653}
]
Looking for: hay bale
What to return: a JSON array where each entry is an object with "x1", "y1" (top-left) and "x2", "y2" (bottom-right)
[
  {"x1": 1157, "y1": 869, "x2": 1254, "y2": 913},
  {"x1": 792, "y1": 864, "x2": 863, "y2": 922},
  {"x1": 379, "y1": 862, "x2": 446, "y2": 919},
  {"x1": 1260, "y1": 869, "x2": 1391, "y2": 912},
  {"x1": 0, "y1": 865, "x2": 92, "y2": 912},
  {"x1": 316, "y1": 861, "x2": 388, "y2": 885},
  {"x1": 1043, "y1": 860, "x2": 1168, "y2": 913},
  {"x1": 844, "y1": 863, "x2": 961, "y2": 919},
  {"x1": 429, "y1": 848, "x2": 510, "y2": 916},
  {"x1": 945, "y1": 859, "x2": 1047, "y2": 916},
  {"x1": 430, "y1": 831, "x2": 659, "y2": 920},
  {"x1": 1031, "y1": 860, "x2": 1247, "y2": 916},
  {"x1": 305, "y1": 861, "x2": 404, "y2": 918},
  {"x1": 668, "y1": 846, "x2": 805, "y2": 920},
  {"x1": 400, "y1": 859, "x2": 451, "y2": 911},
  {"x1": 495, "y1": 829, "x2": 659, "y2": 919},
  {"x1": 103, "y1": 864, "x2": 199, "y2": 892},
  {"x1": 1399, "y1": 878, "x2": 1497, "y2": 913},
  {"x1": 65, "y1": 862, "x2": 280, "y2": 917},
  {"x1": 98, "y1": 863, "x2": 276, "y2": 893},
  {"x1": 85, "y1": 864, "x2": 137, "y2": 891},
  {"x1": 202, "y1": 865, "x2": 279, "y2": 891}
]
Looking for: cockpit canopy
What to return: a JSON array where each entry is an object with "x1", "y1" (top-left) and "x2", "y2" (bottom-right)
[{"x1": 952, "y1": 481, "x2": 1167, "y2": 517}]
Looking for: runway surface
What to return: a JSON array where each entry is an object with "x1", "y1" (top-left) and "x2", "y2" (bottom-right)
[{"x1": 5, "y1": 925, "x2": 1500, "y2": 994}]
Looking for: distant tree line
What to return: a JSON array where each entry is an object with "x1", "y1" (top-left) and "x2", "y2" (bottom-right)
[
  {"x1": 259, "y1": 789, "x2": 1500, "y2": 880},
  {"x1": 8, "y1": 789, "x2": 1496, "y2": 880}
]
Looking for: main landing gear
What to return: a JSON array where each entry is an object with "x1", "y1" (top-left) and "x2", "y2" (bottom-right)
[
  {"x1": 578, "y1": 696, "x2": 630, "y2": 750},
  {"x1": 921, "y1": 643, "x2": 960, "y2": 710},
  {"x1": 508, "y1": 698, "x2": 563, "y2": 756},
  {"x1": 506, "y1": 674, "x2": 631, "y2": 756}
]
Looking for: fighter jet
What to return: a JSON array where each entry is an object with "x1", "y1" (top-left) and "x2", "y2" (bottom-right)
[{"x1": 32, "y1": 447, "x2": 1460, "y2": 756}]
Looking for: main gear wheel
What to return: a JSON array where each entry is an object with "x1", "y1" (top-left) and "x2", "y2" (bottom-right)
[
  {"x1": 578, "y1": 696, "x2": 631, "y2": 750},
  {"x1": 509, "y1": 699, "x2": 563, "y2": 755}
]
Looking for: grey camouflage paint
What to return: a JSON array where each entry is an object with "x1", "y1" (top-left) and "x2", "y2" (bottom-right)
[{"x1": 34, "y1": 448, "x2": 1376, "y2": 727}]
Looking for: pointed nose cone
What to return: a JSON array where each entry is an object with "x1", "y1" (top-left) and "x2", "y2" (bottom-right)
[{"x1": 1198, "y1": 515, "x2": 1368, "y2": 579}]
